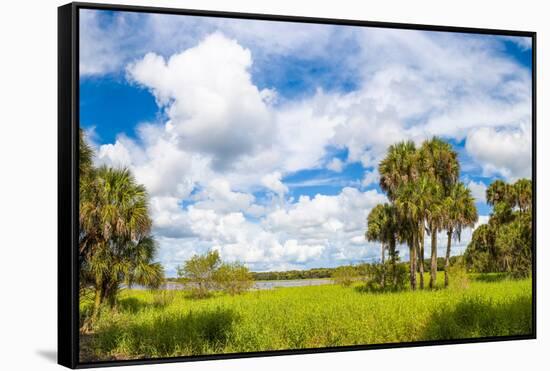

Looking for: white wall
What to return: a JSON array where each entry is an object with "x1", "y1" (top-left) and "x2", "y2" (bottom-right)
[{"x1": 0, "y1": 0, "x2": 546, "y2": 370}]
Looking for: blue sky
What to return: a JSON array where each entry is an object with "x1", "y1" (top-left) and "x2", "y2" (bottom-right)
[{"x1": 80, "y1": 9, "x2": 532, "y2": 275}]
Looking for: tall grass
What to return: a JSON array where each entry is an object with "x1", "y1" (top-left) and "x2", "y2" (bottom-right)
[{"x1": 81, "y1": 274, "x2": 532, "y2": 361}]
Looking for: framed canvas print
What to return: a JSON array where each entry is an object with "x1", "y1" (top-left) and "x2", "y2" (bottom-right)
[{"x1": 58, "y1": 2, "x2": 536, "y2": 368}]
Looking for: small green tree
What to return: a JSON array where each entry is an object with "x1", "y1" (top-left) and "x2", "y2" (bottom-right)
[
  {"x1": 332, "y1": 265, "x2": 356, "y2": 287},
  {"x1": 214, "y1": 262, "x2": 253, "y2": 295},
  {"x1": 177, "y1": 251, "x2": 221, "y2": 298}
]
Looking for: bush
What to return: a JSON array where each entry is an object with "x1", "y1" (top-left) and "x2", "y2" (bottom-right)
[
  {"x1": 177, "y1": 251, "x2": 221, "y2": 298},
  {"x1": 363, "y1": 262, "x2": 408, "y2": 292},
  {"x1": 215, "y1": 263, "x2": 253, "y2": 295},
  {"x1": 332, "y1": 266, "x2": 356, "y2": 287}
]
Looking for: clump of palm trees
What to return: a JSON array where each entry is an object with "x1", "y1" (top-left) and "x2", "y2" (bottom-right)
[
  {"x1": 79, "y1": 131, "x2": 163, "y2": 329},
  {"x1": 367, "y1": 137, "x2": 478, "y2": 290}
]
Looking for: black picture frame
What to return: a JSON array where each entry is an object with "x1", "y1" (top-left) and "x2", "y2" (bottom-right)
[{"x1": 58, "y1": 2, "x2": 537, "y2": 368}]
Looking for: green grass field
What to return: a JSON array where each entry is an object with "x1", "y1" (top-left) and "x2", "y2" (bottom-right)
[{"x1": 80, "y1": 274, "x2": 532, "y2": 361}]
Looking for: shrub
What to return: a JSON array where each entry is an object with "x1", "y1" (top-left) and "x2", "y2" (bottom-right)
[
  {"x1": 215, "y1": 263, "x2": 254, "y2": 295},
  {"x1": 363, "y1": 262, "x2": 408, "y2": 292},
  {"x1": 177, "y1": 251, "x2": 221, "y2": 298}
]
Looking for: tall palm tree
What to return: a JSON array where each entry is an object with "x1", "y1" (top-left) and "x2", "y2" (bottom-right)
[
  {"x1": 379, "y1": 141, "x2": 419, "y2": 201},
  {"x1": 442, "y1": 182, "x2": 478, "y2": 287},
  {"x1": 412, "y1": 176, "x2": 439, "y2": 290},
  {"x1": 379, "y1": 141, "x2": 419, "y2": 289},
  {"x1": 394, "y1": 183, "x2": 422, "y2": 290},
  {"x1": 419, "y1": 137, "x2": 459, "y2": 289},
  {"x1": 79, "y1": 166, "x2": 163, "y2": 324}
]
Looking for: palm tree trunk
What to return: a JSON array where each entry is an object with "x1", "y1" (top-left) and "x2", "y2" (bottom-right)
[
  {"x1": 381, "y1": 243, "x2": 385, "y2": 288},
  {"x1": 104, "y1": 281, "x2": 118, "y2": 309},
  {"x1": 444, "y1": 229, "x2": 452, "y2": 287},
  {"x1": 409, "y1": 236, "x2": 417, "y2": 290},
  {"x1": 429, "y1": 224, "x2": 438, "y2": 289},
  {"x1": 418, "y1": 223, "x2": 425, "y2": 289},
  {"x1": 91, "y1": 285, "x2": 103, "y2": 325},
  {"x1": 390, "y1": 238, "x2": 397, "y2": 287}
]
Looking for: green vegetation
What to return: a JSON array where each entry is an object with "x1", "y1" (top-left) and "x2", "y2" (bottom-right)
[
  {"x1": 465, "y1": 179, "x2": 533, "y2": 278},
  {"x1": 332, "y1": 265, "x2": 357, "y2": 287},
  {"x1": 78, "y1": 133, "x2": 533, "y2": 361},
  {"x1": 245, "y1": 257, "x2": 461, "y2": 282},
  {"x1": 375, "y1": 137, "x2": 478, "y2": 291},
  {"x1": 250, "y1": 267, "x2": 334, "y2": 281},
  {"x1": 79, "y1": 131, "x2": 163, "y2": 330},
  {"x1": 177, "y1": 251, "x2": 222, "y2": 298},
  {"x1": 80, "y1": 274, "x2": 531, "y2": 361},
  {"x1": 177, "y1": 251, "x2": 253, "y2": 297},
  {"x1": 214, "y1": 262, "x2": 254, "y2": 296}
]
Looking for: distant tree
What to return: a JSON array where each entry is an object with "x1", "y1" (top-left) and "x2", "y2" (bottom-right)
[
  {"x1": 215, "y1": 262, "x2": 254, "y2": 295},
  {"x1": 177, "y1": 251, "x2": 222, "y2": 298},
  {"x1": 332, "y1": 265, "x2": 356, "y2": 287}
]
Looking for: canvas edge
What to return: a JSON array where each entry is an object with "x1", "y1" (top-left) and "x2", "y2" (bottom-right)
[
  {"x1": 57, "y1": 2, "x2": 537, "y2": 368},
  {"x1": 58, "y1": 3, "x2": 79, "y2": 369}
]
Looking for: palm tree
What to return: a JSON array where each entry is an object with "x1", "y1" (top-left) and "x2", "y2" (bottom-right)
[
  {"x1": 442, "y1": 183, "x2": 478, "y2": 287},
  {"x1": 79, "y1": 166, "x2": 163, "y2": 325},
  {"x1": 486, "y1": 179, "x2": 511, "y2": 207},
  {"x1": 379, "y1": 141, "x2": 419, "y2": 289},
  {"x1": 79, "y1": 129, "x2": 94, "y2": 178},
  {"x1": 419, "y1": 137, "x2": 459, "y2": 289},
  {"x1": 411, "y1": 176, "x2": 439, "y2": 290},
  {"x1": 379, "y1": 141, "x2": 419, "y2": 201},
  {"x1": 366, "y1": 204, "x2": 398, "y2": 287},
  {"x1": 80, "y1": 166, "x2": 152, "y2": 257},
  {"x1": 394, "y1": 182, "x2": 421, "y2": 290},
  {"x1": 418, "y1": 137, "x2": 459, "y2": 192},
  {"x1": 513, "y1": 179, "x2": 532, "y2": 213}
]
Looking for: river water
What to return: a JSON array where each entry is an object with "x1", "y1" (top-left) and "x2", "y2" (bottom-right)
[{"x1": 129, "y1": 278, "x2": 334, "y2": 291}]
